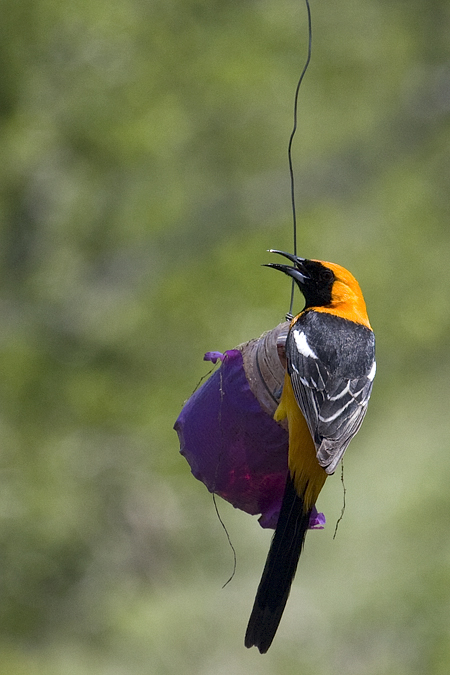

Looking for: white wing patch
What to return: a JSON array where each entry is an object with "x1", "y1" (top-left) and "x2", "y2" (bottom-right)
[
  {"x1": 368, "y1": 361, "x2": 377, "y2": 381},
  {"x1": 293, "y1": 330, "x2": 318, "y2": 360}
]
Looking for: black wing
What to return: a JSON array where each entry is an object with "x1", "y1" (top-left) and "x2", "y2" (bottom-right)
[{"x1": 286, "y1": 311, "x2": 376, "y2": 474}]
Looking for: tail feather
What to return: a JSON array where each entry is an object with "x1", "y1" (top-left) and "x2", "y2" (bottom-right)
[{"x1": 245, "y1": 473, "x2": 311, "y2": 653}]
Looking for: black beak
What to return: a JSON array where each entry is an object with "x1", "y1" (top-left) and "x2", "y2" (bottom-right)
[{"x1": 263, "y1": 250, "x2": 309, "y2": 284}]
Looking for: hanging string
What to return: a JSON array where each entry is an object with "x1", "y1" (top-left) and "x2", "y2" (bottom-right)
[
  {"x1": 211, "y1": 0, "x2": 314, "y2": 586},
  {"x1": 213, "y1": 366, "x2": 237, "y2": 587},
  {"x1": 333, "y1": 460, "x2": 347, "y2": 539},
  {"x1": 287, "y1": 0, "x2": 313, "y2": 321},
  {"x1": 213, "y1": 493, "x2": 237, "y2": 588}
]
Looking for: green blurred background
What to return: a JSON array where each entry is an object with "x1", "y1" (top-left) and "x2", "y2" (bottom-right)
[{"x1": 1, "y1": 0, "x2": 450, "y2": 672}]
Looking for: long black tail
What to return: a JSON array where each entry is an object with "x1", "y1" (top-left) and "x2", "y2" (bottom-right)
[{"x1": 245, "y1": 473, "x2": 311, "y2": 653}]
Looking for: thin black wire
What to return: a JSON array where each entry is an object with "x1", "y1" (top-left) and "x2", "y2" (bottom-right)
[
  {"x1": 333, "y1": 460, "x2": 346, "y2": 540},
  {"x1": 213, "y1": 493, "x2": 237, "y2": 588},
  {"x1": 212, "y1": 0, "x2": 313, "y2": 585},
  {"x1": 213, "y1": 367, "x2": 237, "y2": 588},
  {"x1": 287, "y1": 0, "x2": 313, "y2": 320}
]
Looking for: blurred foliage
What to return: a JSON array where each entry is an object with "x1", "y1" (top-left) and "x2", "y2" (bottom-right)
[{"x1": 0, "y1": 0, "x2": 449, "y2": 672}]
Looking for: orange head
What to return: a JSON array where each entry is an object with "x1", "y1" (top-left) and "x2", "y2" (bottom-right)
[{"x1": 265, "y1": 250, "x2": 371, "y2": 329}]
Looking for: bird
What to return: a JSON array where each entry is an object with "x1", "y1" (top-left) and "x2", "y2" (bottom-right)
[{"x1": 245, "y1": 250, "x2": 376, "y2": 654}]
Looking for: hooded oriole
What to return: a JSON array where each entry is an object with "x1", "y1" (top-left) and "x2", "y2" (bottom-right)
[{"x1": 245, "y1": 251, "x2": 376, "y2": 653}]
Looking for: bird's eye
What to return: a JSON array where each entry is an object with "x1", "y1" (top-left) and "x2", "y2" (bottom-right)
[{"x1": 321, "y1": 269, "x2": 334, "y2": 283}]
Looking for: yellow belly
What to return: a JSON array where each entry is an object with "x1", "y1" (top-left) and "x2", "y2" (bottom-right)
[{"x1": 274, "y1": 373, "x2": 327, "y2": 509}]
